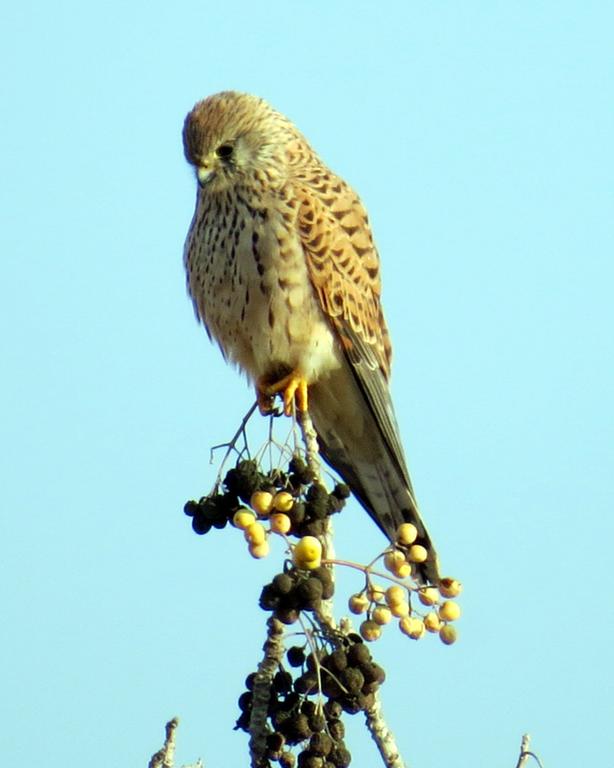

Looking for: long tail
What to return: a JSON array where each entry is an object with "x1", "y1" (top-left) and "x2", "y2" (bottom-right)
[{"x1": 308, "y1": 365, "x2": 440, "y2": 585}]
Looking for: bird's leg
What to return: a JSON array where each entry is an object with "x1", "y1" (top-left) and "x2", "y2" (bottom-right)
[{"x1": 256, "y1": 371, "x2": 309, "y2": 417}]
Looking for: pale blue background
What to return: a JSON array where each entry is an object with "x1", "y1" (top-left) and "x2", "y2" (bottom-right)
[{"x1": 2, "y1": 2, "x2": 612, "y2": 766}]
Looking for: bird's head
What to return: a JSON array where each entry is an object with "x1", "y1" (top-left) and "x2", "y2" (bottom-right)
[{"x1": 183, "y1": 91, "x2": 306, "y2": 193}]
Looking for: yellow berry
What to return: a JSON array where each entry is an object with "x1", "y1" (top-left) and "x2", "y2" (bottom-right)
[
  {"x1": 439, "y1": 577, "x2": 462, "y2": 598},
  {"x1": 359, "y1": 619, "x2": 382, "y2": 642},
  {"x1": 250, "y1": 490, "x2": 273, "y2": 516},
  {"x1": 367, "y1": 583, "x2": 386, "y2": 603},
  {"x1": 418, "y1": 587, "x2": 439, "y2": 606},
  {"x1": 424, "y1": 612, "x2": 442, "y2": 632},
  {"x1": 389, "y1": 600, "x2": 410, "y2": 618},
  {"x1": 439, "y1": 625, "x2": 458, "y2": 645},
  {"x1": 399, "y1": 616, "x2": 425, "y2": 640},
  {"x1": 248, "y1": 540, "x2": 270, "y2": 559},
  {"x1": 408, "y1": 544, "x2": 428, "y2": 563},
  {"x1": 233, "y1": 508, "x2": 257, "y2": 530},
  {"x1": 372, "y1": 605, "x2": 392, "y2": 625},
  {"x1": 392, "y1": 562, "x2": 412, "y2": 579},
  {"x1": 383, "y1": 549, "x2": 406, "y2": 574},
  {"x1": 396, "y1": 523, "x2": 418, "y2": 545},
  {"x1": 244, "y1": 521, "x2": 267, "y2": 545},
  {"x1": 348, "y1": 593, "x2": 369, "y2": 614},
  {"x1": 292, "y1": 536, "x2": 322, "y2": 570},
  {"x1": 385, "y1": 585, "x2": 406, "y2": 606},
  {"x1": 270, "y1": 512, "x2": 292, "y2": 535},
  {"x1": 272, "y1": 491, "x2": 294, "y2": 512},
  {"x1": 439, "y1": 600, "x2": 461, "y2": 622}
]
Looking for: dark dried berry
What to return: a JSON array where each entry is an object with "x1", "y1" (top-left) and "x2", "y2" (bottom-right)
[
  {"x1": 357, "y1": 692, "x2": 375, "y2": 710},
  {"x1": 327, "y1": 718, "x2": 345, "y2": 740},
  {"x1": 311, "y1": 566, "x2": 333, "y2": 587},
  {"x1": 294, "y1": 671, "x2": 318, "y2": 694},
  {"x1": 298, "y1": 752, "x2": 325, "y2": 768},
  {"x1": 245, "y1": 672, "x2": 256, "y2": 690},
  {"x1": 296, "y1": 577, "x2": 323, "y2": 605},
  {"x1": 287, "y1": 646, "x2": 306, "y2": 667},
  {"x1": 345, "y1": 633, "x2": 363, "y2": 646},
  {"x1": 288, "y1": 456, "x2": 313, "y2": 485},
  {"x1": 217, "y1": 491, "x2": 239, "y2": 515},
  {"x1": 266, "y1": 731, "x2": 285, "y2": 754},
  {"x1": 234, "y1": 710, "x2": 250, "y2": 732},
  {"x1": 321, "y1": 672, "x2": 342, "y2": 699},
  {"x1": 279, "y1": 752, "x2": 296, "y2": 768},
  {"x1": 275, "y1": 607, "x2": 301, "y2": 625},
  {"x1": 306, "y1": 501, "x2": 328, "y2": 521},
  {"x1": 361, "y1": 663, "x2": 386, "y2": 685},
  {"x1": 346, "y1": 643, "x2": 371, "y2": 667},
  {"x1": 329, "y1": 744, "x2": 352, "y2": 767},
  {"x1": 191, "y1": 514, "x2": 211, "y2": 535},
  {"x1": 224, "y1": 460, "x2": 263, "y2": 503},
  {"x1": 273, "y1": 573, "x2": 295, "y2": 595},
  {"x1": 279, "y1": 588, "x2": 300, "y2": 611},
  {"x1": 183, "y1": 500, "x2": 198, "y2": 516},
  {"x1": 260, "y1": 584, "x2": 281, "y2": 611},
  {"x1": 302, "y1": 520, "x2": 326, "y2": 536},
  {"x1": 301, "y1": 699, "x2": 317, "y2": 716},
  {"x1": 306, "y1": 650, "x2": 325, "y2": 672},
  {"x1": 274, "y1": 670, "x2": 293, "y2": 694},
  {"x1": 306, "y1": 483, "x2": 328, "y2": 503},
  {"x1": 210, "y1": 513, "x2": 228, "y2": 530},
  {"x1": 237, "y1": 691, "x2": 253, "y2": 712},
  {"x1": 283, "y1": 712, "x2": 312, "y2": 743},
  {"x1": 339, "y1": 695, "x2": 361, "y2": 715},
  {"x1": 272, "y1": 708, "x2": 292, "y2": 731},
  {"x1": 332, "y1": 483, "x2": 351, "y2": 500},
  {"x1": 289, "y1": 501, "x2": 306, "y2": 525},
  {"x1": 361, "y1": 680, "x2": 380, "y2": 695},
  {"x1": 310, "y1": 732, "x2": 333, "y2": 756},
  {"x1": 308, "y1": 713, "x2": 326, "y2": 732},
  {"x1": 340, "y1": 668, "x2": 364, "y2": 695},
  {"x1": 326, "y1": 649, "x2": 348, "y2": 673},
  {"x1": 282, "y1": 691, "x2": 301, "y2": 711},
  {"x1": 323, "y1": 700, "x2": 343, "y2": 720}
]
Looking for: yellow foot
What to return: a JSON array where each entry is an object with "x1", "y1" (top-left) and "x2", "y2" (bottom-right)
[{"x1": 257, "y1": 371, "x2": 309, "y2": 417}]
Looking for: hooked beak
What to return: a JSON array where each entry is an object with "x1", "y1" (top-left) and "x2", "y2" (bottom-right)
[{"x1": 197, "y1": 165, "x2": 215, "y2": 188}]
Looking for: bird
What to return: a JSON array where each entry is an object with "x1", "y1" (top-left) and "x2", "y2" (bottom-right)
[{"x1": 182, "y1": 91, "x2": 440, "y2": 584}]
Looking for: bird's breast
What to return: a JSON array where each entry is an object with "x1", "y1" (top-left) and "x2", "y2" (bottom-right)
[{"x1": 185, "y1": 192, "x2": 341, "y2": 384}]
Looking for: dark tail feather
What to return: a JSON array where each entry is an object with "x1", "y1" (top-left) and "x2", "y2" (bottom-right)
[{"x1": 308, "y1": 370, "x2": 441, "y2": 585}]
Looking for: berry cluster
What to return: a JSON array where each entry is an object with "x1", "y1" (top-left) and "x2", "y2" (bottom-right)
[
  {"x1": 237, "y1": 635, "x2": 383, "y2": 767},
  {"x1": 260, "y1": 566, "x2": 335, "y2": 625},
  {"x1": 349, "y1": 567, "x2": 462, "y2": 646},
  {"x1": 183, "y1": 457, "x2": 349, "y2": 558}
]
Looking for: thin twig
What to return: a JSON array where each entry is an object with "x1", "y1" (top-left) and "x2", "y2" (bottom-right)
[
  {"x1": 248, "y1": 616, "x2": 286, "y2": 767},
  {"x1": 210, "y1": 401, "x2": 258, "y2": 482}
]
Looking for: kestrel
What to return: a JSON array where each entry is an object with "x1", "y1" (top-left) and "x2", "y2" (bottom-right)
[{"x1": 183, "y1": 91, "x2": 440, "y2": 584}]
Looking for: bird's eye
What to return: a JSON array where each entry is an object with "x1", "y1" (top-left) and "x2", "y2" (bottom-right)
[{"x1": 215, "y1": 144, "x2": 234, "y2": 159}]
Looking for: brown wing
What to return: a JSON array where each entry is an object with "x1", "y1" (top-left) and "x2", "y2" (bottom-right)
[
  {"x1": 293, "y1": 172, "x2": 440, "y2": 583},
  {"x1": 295, "y1": 173, "x2": 414, "y2": 492},
  {"x1": 295, "y1": 175, "x2": 391, "y2": 377}
]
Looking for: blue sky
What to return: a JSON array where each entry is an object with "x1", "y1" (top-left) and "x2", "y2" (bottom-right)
[{"x1": 1, "y1": 1, "x2": 612, "y2": 766}]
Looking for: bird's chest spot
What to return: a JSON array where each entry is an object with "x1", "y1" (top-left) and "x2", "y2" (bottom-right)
[{"x1": 188, "y1": 200, "x2": 338, "y2": 380}]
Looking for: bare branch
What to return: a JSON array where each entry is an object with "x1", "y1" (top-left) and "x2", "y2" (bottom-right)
[
  {"x1": 515, "y1": 734, "x2": 544, "y2": 768},
  {"x1": 248, "y1": 617, "x2": 285, "y2": 767},
  {"x1": 364, "y1": 694, "x2": 406, "y2": 768},
  {"x1": 148, "y1": 718, "x2": 179, "y2": 768}
]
